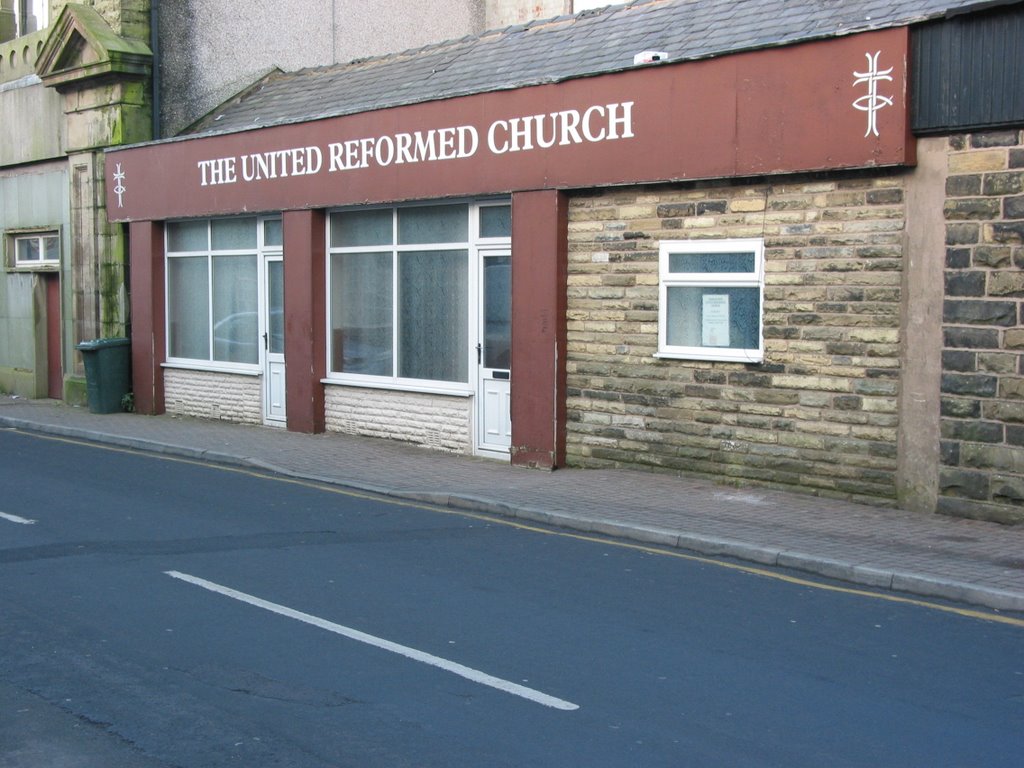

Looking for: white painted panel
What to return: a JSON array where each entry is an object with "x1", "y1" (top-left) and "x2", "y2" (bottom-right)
[
  {"x1": 267, "y1": 360, "x2": 286, "y2": 421},
  {"x1": 480, "y1": 377, "x2": 511, "y2": 449}
]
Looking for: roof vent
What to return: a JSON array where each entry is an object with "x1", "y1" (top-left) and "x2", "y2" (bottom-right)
[{"x1": 633, "y1": 50, "x2": 668, "y2": 65}]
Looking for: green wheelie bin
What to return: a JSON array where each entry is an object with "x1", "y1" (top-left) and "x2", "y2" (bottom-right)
[{"x1": 76, "y1": 337, "x2": 132, "y2": 414}]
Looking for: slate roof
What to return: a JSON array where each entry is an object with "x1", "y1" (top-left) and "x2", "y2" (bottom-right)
[{"x1": 187, "y1": 0, "x2": 1012, "y2": 137}]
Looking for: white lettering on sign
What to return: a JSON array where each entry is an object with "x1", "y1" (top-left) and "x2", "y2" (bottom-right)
[
  {"x1": 328, "y1": 126, "x2": 480, "y2": 171},
  {"x1": 194, "y1": 101, "x2": 635, "y2": 187},
  {"x1": 487, "y1": 103, "x2": 634, "y2": 154},
  {"x1": 197, "y1": 156, "x2": 237, "y2": 186},
  {"x1": 240, "y1": 146, "x2": 323, "y2": 181}
]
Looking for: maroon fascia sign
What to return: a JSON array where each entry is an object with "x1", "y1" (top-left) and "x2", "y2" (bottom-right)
[{"x1": 106, "y1": 27, "x2": 912, "y2": 221}]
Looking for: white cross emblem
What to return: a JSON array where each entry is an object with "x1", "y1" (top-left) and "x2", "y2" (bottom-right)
[
  {"x1": 852, "y1": 51, "x2": 894, "y2": 138},
  {"x1": 113, "y1": 163, "x2": 127, "y2": 208}
]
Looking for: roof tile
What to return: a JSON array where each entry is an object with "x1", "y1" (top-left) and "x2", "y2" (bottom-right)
[{"x1": 186, "y1": 0, "x2": 999, "y2": 137}]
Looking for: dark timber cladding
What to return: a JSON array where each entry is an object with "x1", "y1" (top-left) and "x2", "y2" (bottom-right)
[{"x1": 912, "y1": 3, "x2": 1024, "y2": 133}]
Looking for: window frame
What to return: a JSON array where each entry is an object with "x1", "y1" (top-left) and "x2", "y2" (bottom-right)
[
  {"x1": 656, "y1": 238, "x2": 765, "y2": 364},
  {"x1": 5, "y1": 228, "x2": 61, "y2": 272},
  {"x1": 163, "y1": 216, "x2": 276, "y2": 374},
  {"x1": 325, "y1": 199, "x2": 510, "y2": 395},
  {"x1": 15, "y1": 0, "x2": 48, "y2": 36},
  {"x1": 476, "y1": 201, "x2": 513, "y2": 242}
]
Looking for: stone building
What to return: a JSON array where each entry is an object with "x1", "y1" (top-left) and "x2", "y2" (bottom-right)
[
  {"x1": 1, "y1": 0, "x2": 562, "y2": 404},
  {"x1": 103, "y1": 0, "x2": 1024, "y2": 524},
  {"x1": 0, "y1": 1, "x2": 150, "y2": 402}
]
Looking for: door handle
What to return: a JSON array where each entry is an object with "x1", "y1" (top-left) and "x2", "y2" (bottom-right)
[
  {"x1": 476, "y1": 342, "x2": 482, "y2": 364},
  {"x1": 263, "y1": 331, "x2": 268, "y2": 350}
]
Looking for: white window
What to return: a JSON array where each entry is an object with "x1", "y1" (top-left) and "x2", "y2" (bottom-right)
[
  {"x1": 7, "y1": 230, "x2": 60, "y2": 270},
  {"x1": 164, "y1": 217, "x2": 271, "y2": 369},
  {"x1": 327, "y1": 201, "x2": 510, "y2": 390},
  {"x1": 15, "y1": 1, "x2": 48, "y2": 36},
  {"x1": 657, "y1": 238, "x2": 764, "y2": 363}
]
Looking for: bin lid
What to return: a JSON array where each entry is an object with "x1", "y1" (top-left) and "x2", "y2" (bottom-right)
[{"x1": 76, "y1": 337, "x2": 130, "y2": 351}]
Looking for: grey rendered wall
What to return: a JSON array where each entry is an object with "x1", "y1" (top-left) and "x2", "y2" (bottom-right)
[
  {"x1": 158, "y1": 0, "x2": 490, "y2": 136},
  {"x1": 486, "y1": 0, "x2": 567, "y2": 28},
  {"x1": 0, "y1": 270, "x2": 38, "y2": 386},
  {"x1": 0, "y1": 163, "x2": 70, "y2": 396},
  {"x1": 897, "y1": 137, "x2": 946, "y2": 514}
]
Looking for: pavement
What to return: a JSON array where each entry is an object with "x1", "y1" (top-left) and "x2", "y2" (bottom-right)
[{"x1": 2, "y1": 394, "x2": 1023, "y2": 614}]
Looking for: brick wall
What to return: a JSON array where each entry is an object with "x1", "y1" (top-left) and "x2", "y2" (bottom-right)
[
  {"x1": 565, "y1": 174, "x2": 905, "y2": 503},
  {"x1": 164, "y1": 369, "x2": 262, "y2": 424},
  {"x1": 324, "y1": 385, "x2": 472, "y2": 453},
  {"x1": 940, "y1": 129, "x2": 1024, "y2": 524}
]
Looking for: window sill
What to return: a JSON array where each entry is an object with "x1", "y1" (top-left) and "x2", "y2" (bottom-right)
[
  {"x1": 322, "y1": 377, "x2": 473, "y2": 397},
  {"x1": 162, "y1": 361, "x2": 261, "y2": 376},
  {"x1": 654, "y1": 351, "x2": 764, "y2": 364},
  {"x1": 7, "y1": 263, "x2": 60, "y2": 273}
]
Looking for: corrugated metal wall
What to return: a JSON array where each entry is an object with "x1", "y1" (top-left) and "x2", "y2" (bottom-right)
[{"x1": 912, "y1": 4, "x2": 1024, "y2": 134}]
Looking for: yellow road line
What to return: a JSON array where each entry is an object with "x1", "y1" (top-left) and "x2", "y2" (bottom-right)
[{"x1": 12, "y1": 428, "x2": 1024, "y2": 628}]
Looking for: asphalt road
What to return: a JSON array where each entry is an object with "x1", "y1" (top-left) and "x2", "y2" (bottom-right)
[{"x1": 1, "y1": 428, "x2": 1022, "y2": 767}]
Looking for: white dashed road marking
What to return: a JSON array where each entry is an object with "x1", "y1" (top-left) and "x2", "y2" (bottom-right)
[
  {"x1": 0, "y1": 511, "x2": 36, "y2": 525},
  {"x1": 165, "y1": 570, "x2": 579, "y2": 711}
]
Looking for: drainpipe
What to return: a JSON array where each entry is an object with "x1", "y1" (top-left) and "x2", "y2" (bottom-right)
[{"x1": 150, "y1": 0, "x2": 161, "y2": 140}]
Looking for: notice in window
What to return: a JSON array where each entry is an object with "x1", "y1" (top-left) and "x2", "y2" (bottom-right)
[{"x1": 702, "y1": 294, "x2": 730, "y2": 347}]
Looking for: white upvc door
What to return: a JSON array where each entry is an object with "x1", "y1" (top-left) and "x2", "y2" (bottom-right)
[
  {"x1": 476, "y1": 248, "x2": 511, "y2": 455},
  {"x1": 263, "y1": 254, "x2": 286, "y2": 424}
]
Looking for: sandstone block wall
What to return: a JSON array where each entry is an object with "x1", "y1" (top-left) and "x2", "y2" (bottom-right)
[
  {"x1": 940, "y1": 129, "x2": 1024, "y2": 523},
  {"x1": 565, "y1": 174, "x2": 906, "y2": 503}
]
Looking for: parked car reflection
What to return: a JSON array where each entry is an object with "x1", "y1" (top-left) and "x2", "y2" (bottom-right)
[
  {"x1": 212, "y1": 310, "x2": 282, "y2": 365},
  {"x1": 332, "y1": 326, "x2": 393, "y2": 375}
]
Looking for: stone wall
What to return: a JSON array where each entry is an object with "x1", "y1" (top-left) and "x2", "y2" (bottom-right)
[
  {"x1": 164, "y1": 368, "x2": 262, "y2": 424},
  {"x1": 76, "y1": 0, "x2": 149, "y2": 39},
  {"x1": 0, "y1": 28, "x2": 63, "y2": 166},
  {"x1": 940, "y1": 129, "x2": 1024, "y2": 523},
  {"x1": 565, "y1": 174, "x2": 906, "y2": 504},
  {"x1": 324, "y1": 385, "x2": 472, "y2": 453}
]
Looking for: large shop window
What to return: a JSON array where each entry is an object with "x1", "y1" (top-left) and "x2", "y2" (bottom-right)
[
  {"x1": 657, "y1": 238, "x2": 764, "y2": 363},
  {"x1": 328, "y1": 201, "x2": 509, "y2": 389},
  {"x1": 165, "y1": 217, "x2": 274, "y2": 369}
]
